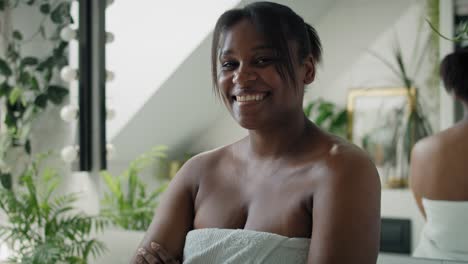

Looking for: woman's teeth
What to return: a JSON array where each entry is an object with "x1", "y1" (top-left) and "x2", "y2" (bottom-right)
[{"x1": 236, "y1": 94, "x2": 266, "y2": 102}]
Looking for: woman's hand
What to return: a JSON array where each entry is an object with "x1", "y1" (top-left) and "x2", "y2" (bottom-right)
[{"x1": 135, "y1": 242, "x2": 180, "y2": 264}]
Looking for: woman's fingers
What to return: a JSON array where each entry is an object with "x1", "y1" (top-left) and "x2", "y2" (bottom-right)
[
  {"x1": 135, "y1": 253, "x2": 149, "y2": 264},
  {"x1": 137, "y1": 247, "x2": 162, "y2": 264},
  {"x1": 150, "y1": 242, "x2": 180, "y2": 264}
]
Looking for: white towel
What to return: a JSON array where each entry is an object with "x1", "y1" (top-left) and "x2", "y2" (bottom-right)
[
  {"x1": 413, "y1": 198, "x2": 468, "y2": 261},
  {"x1": 183, "y1": 228, "x2": 310, "y2": 264}
]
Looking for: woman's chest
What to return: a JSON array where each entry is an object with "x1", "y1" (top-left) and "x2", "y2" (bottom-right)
[{"x1": 193, "y1": 171, "x2": 315, "y2": 238}]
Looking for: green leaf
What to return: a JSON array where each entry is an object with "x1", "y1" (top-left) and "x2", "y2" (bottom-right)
[
  {"x1": 0, "y1": 173, "x2": 12, "y2": 190},
  {"x1": 19, "y1": 71, "x2": 31, "y2": 86},
  {"x1": 315, "y1": 107, "x2": 333, "y2": 126},
  {"x1": 21, "y1": 57, "x2": 39, "y2": 67},
  {"x1": 0, "y1": 58, "x2": 12, "y2": 76},
  {"x1": 25, "y1": 139, "x2": 31, "y2": 155},
  {"x1": 40, "y1": 3, "x2": 50, "y2": 14},
  {"x1": 12, "y1": 30, "x2": 23, "y2": 41},
  {"x1": 55, "y1": 41, "x2": 68, "y2": 57},
  {"x1": 303, "y1": 102, "x2": 314, "y2": 118},
  {"x1": 50, "y1": 2, "x2": 71, "y2": 24},
  {"x1": 37, "y1": 57, "x2": 54, "y2": 71},
  {"x1": 51, "y1": 9, "x2": 63, "y2": 24},
  {"x1": 31, "y1": 76, "x2": 40, "y2": 91},
  {"x1": 6, "y1": 44, "x2": 19, "y2": 62},
  {"x1": 34, "y1": 94, "x2": 48, "y2": 108},
  {"x1": 47, "y1": 85, "x2": 68, "y2": 104},
  {"x1": 9, "y1": 87, "x2": 22, "y2": 105},
  {"x1": 329, "y1": 110, "x2": 348, "y2": 135},
  {"x1": 4, "y1": 110, "x2": 16, "y2": 127},
  {"x1": 0, "y1": 82, "x2": 11, "y2": 97},
  {"x1": 44, "y1": 67, "x2": 53, "y2": 82}
]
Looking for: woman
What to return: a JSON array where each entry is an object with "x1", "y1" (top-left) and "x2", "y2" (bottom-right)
[
  {"x1": 411, "y1": 48, "x2": 468, "y2": 260},
  {"x1": 133, "y1": 2, "x2": 380, "y2": 263}
]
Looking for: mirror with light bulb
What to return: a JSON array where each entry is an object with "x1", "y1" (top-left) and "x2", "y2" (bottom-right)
[
  {"x1": 2, "y1": 0, "x2": 466, "y2": 263},
  {"x1": 70, "y1": 0, "x2": 468, "y2": 263}
]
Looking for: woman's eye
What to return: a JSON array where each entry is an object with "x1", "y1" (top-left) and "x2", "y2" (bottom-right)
[
  {"x1": 255, "y1": 57, "x2": 275, "y2": 65},
  {"x1": 221, "y1": 61, "x2": 237, "y2": 70}
]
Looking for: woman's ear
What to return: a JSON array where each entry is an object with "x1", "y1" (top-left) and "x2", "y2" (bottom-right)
[{"x1": 303, "y1": 55, "x2": 315, "y2": 84}]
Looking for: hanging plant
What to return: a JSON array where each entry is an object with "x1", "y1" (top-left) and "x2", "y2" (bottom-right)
[{"x1": 0, "y1": 0, "x2": 72, "y2": 189}]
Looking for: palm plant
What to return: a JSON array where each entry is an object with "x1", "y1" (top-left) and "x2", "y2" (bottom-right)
[
  {"x1": 367, "y1": 12, "x2": 437, "y2": 187},
  {"x1": 0, "y1": 153, "x2": 108, "y2": 263},
  {"x1": 100, "y1": 145, "x2": 170, "y2": 231}
]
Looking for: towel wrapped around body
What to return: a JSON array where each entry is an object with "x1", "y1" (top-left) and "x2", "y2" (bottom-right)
[
  {"x1": 183, "y1": 228, "x2": 310, "y2": 264},
  {"x1": 413, "y1": 199, "x2": 468, "y2": 261}
]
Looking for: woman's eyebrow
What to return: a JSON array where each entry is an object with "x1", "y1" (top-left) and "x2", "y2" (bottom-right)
[
  {"x1": 220, "y1": 50, "x2": 233, "y2": 57},
  {"x1": 220, "y1": 45, "x2": 275, "y2": 57},
  {"x1": 251, "y1": 45, "x2": 274, "y2": 52}
]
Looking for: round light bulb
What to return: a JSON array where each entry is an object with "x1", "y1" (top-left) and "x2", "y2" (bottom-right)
[
  {"x1": 106, "y1": 32, "x2": 115, "y2": 43},
  {"x1": 60, "y1": 105, "x2": 78, "y2": 122},
  {"x1": 106, "y1": 144, "x2": 116, "y2": 160},
  {"x1": 106, "y1": 108, "x2": 116, "y2": 120},
  {"x1": 60, "y1": 66, "x2": 77, "y2": 82},
  {"x1": 60, "y1": 27, "x2": 77, "y2": 42},
  {"x1": 106, "y1": 71, "x2": 115, "y2": 82},
  {"x1": 61, "y1": 145, "x2": 79, "y2": 163}
]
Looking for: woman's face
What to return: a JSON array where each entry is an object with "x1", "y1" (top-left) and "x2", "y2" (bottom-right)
[{"x1": 217, "y1": 19, "x2": 314, "y2": 129}]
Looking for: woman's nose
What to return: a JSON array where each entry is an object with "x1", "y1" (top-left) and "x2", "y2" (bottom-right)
[{"x1": 232, "y1": 67, "x2": 257, "y2": 85}]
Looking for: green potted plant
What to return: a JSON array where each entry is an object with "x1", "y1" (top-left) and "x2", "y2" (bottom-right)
[
  {"x1": 0, "y1": 153, "x2": 108, "y2": 263},
  {"x1": 303, "y1": 98, "x2": 348, "y2": 139},
  {"x1": 100, "y1": 145, "x2": 171, "y2": 231}
]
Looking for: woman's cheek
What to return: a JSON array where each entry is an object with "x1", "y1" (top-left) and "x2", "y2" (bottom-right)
[{"x1": 218, "y1": 74, "x2": 233, "y2": 94}]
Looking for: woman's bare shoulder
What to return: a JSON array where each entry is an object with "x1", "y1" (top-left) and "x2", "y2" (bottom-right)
[
  {"x1": 311, "y1": 134, "x2": 380, "y2": 190},
  {"x1": 181, "y1": 140, "x2": 243, "y2": 180},
  {"x1": 410, "y1": 126, "x2": 460, "y2": 168}
]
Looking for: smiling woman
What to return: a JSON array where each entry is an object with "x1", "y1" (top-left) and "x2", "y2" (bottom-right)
[{"x1": 132, "y1": 2, "x2": 381, "y2": 264}]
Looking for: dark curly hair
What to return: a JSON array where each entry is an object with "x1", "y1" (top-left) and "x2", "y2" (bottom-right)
[
  {"x1": 211, "y1": 1, "x2": 322, "y2": 97},
  {"x1": 440, "y1": 48, "x2": 468, "y2": 102}
]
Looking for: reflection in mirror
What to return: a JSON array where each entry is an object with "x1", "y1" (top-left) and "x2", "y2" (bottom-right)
[
  {"x1": 6, "y1": 0, "x2": 466, "y2": 263},
  {"x1": 78, "y1": 0, "x2": 468, "y2": 264}
]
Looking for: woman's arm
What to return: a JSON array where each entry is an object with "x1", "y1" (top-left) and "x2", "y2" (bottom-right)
[
  {"x1": 307, "y1": 149, "x2": 381, "y2": 264},
  {"x1": 131, "y1": 157, "x2": 201, "y2": 263}
]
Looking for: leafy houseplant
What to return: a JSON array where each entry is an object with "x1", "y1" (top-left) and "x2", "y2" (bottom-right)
[
  {"x1": 100, "y1": 146, "x2": 172, "y2": 231},
  {"x1": 366, "y1": 1, "x2": 438, "y2": 188},
  {"x1": 0, "y1": 153, "x2": 108, "y2": 263},
  {"x1": 0, "y1": 0, "x2": 71, "y2": 190},
  {"x1": 303, "y1": 98, "x2": 348, "y2": 139}
]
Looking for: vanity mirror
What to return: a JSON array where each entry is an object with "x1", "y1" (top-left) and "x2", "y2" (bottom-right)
[{"x1": 100, "y1": 0, "x2": 467, "y2": 263}]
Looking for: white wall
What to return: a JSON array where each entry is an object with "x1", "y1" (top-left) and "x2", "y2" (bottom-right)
[
  {"x1": 105, "y1": 0, "x2": 241, "y2": 141},
  {"x1": 381, "y1": 189, "x2": 425, "y2": 253}
]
